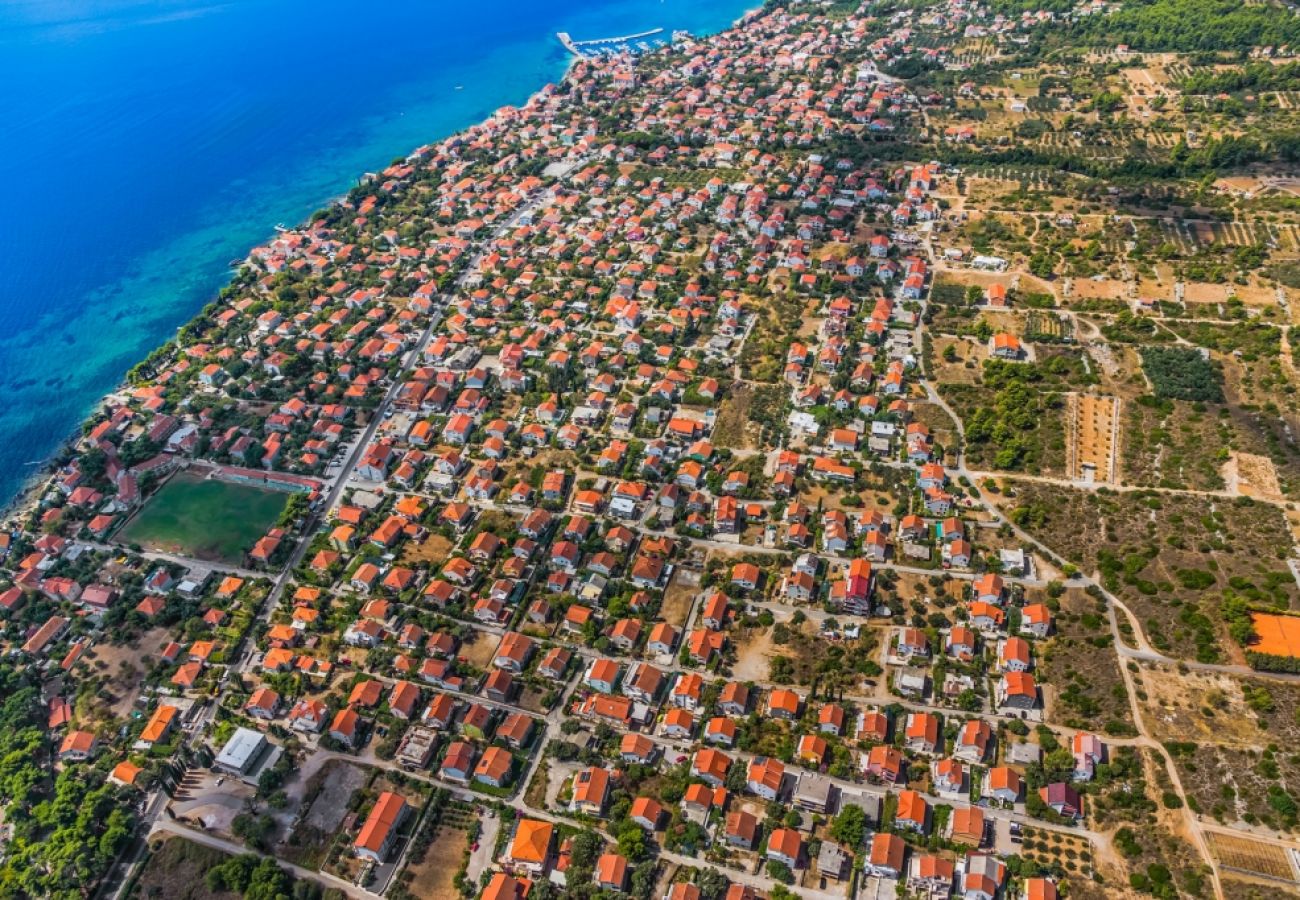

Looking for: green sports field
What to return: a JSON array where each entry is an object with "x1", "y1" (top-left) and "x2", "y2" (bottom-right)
[{"x1": 117, "y1": 472, "x2": 287, "y2": 564}]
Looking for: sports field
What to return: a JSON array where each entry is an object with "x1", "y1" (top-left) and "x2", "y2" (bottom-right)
[
  {"x1": 1250, "y1": 613, "x2": 1300, "y2": 658},
  {"x1": 118, "y1": 472, "x2": 287, "y2": 564}
]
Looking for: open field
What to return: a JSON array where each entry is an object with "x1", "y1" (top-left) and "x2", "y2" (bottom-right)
[
  {"x1": 118, "y1": 471, "x2": 286, "y2": 564},
  {"x1": 1067, "y1": 393, "x2": 1120, "y2": 483},
  {"x1": 133, "y1": 836, "x2": 239, "y2": 900},
  {"x1": 404, "y1": 825, "x2": 470, "y2": 900},
  {"x1": 402, "y1": 533, "x2": 454, "y2": 567},
  {"x1": 78, "y1": 626, "x2": 173, "y2": 723},
  {"x1": 1206, "y1": 831, "x2": 1297, "y2": 883},
  {"x1": 280, "y1": 760, "x2": 367, "y2": 869},
  {"x1": 1006, "y1": 482, "x2": 1299, "y2": 662},
  {"x1": 1037, "y1": 589, "x2": 1136, "y2": 735}
]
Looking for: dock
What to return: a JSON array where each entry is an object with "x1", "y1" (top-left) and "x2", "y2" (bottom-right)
[{"x1": 557, "y1": 28, "x2": 664, "y2": 58}]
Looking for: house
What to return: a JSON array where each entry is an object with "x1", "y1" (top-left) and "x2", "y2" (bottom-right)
[
  {"x1": 629, "y1": 796, "x2": 664, "y2": 830},
  {"x1": 494, "y1": 632, "x2": 534, "y2": 672},
  {"x1": 481, "y1": 873, "x2": 530, "y2": 900},
  {"x1": 595, "y1": 853, "x2": 628, "y2": 892},
  {"x1": 949, "y1": 805, "x2": 986, "y2": 846},
  {"x1": 725, "y1": 810, "x2": 759, "y2": 849},
  {"x1": 474, "y1": 746, "x2": 514, "y2": 788},
  {"x1": 718, "y1": 682, "x2": 750, "y2": 716},
  {"x1": 986, "y1": 766, "x2": 1023, "y2": 803},
  {"x1": 866, "y1": 832, "x2": 906, "y2": 877},
  {"x1": 440, "y1": 741, "x2": 477, "y2": 784},
  {"x1": 997, "y1": 672, "x2": 1038, "y2": 711},
  {"x1": 245, "y1": 688, "x2": 281, "y2": 721},
  {"x1": 59, "y1": 730, "x2": 98, "y2": 762},
  {"x1": 662, "y1": 707, "x2": 695, "y2": 739},
  {"x1": 1039, "y1": 783, "x2": 1083, "y2": 818},
  {"x1": 767, "y1": 688, "x2": 802, "y2": 720},
  {"x1": 904, "y1": 712, "x2": 940, "y2": 754},
  {"x1": 1000, "y1": 636, "x2": 1033, "y2": 672},
  {"x1": 747, "y1": 756, "x2": 785, "y2": 801},
  {"x1": 865, "y1": 745, "x2": 905, "y2": 783},
  {"x1": 691, "y1": 748, "x2": 732, "y2": 787},
  {"x1": 766, "y1": 828, "x2": 803, "y2": 868},
  {"x1": 1021, "y1": 603, "x2": 1053, "y2": 638},
  {"x1": 1023, "y1": 877, "x2": 1060, "y2": 900},
  {"x1": 895, "y1": 790, "x2": 929, "y2": 833},
  {"x1": 570, "y1": 766, "x2": 612, "y2": 816},
  {"x1": 506, "y1": 819, "x2": 553, "y2": 875},
  {"x1": 793, "y1": 772, "x2": 835, "y2": 814},
  {"x1": 620, "y1": 733, "x2": 657, "y2": 764},
  {"x1": 954, "y1": 719, "x2": 994, "y2": 763},
  {"x1": 818, "y1": 842, "x2": 850, "y2": 883},
  {"x1": 354, "y1": 792, "x2": 408, "y2": 863},
  {"x1": 909, "y1": 854, "x2": 955, "y2": 895},
  {"x1": 973, "y1": 573, "x2": 1004, "y2": 604},
  {"x1": 961, "y1": 852, "x2": 1006, "y2": 900},
  {"x1": 585, "y1": 658, "x2": 621, "y2": 694}
]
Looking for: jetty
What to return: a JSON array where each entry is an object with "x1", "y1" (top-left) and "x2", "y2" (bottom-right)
[{"x1": 557, "y1": 28, "x2": 664, "y2": 58}]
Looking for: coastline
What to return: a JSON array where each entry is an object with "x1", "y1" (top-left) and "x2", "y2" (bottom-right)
[{"x1": 0, "y1": 7, "x2": 755, "y2": 523}]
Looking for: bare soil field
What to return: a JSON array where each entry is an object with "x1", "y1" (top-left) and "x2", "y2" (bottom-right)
[
  {"x1": 660, "y1": 571, "x2": 698, "y2": 629},
  {"x1": 79, "y1": 626, "x2": 173, "y2": 723},
  {"x1": 460, "y1": 632, "x2": 501, "y2": 672},
  {"x1": 712, "y1": 382, "x2": 757, "y2": 450},
  {"x1": 402, "y1": 533, "x2": 454, "y2": 567},
  {"x1": 1067, "y1": 393, "x2": 1120, "y2": 483},
  {"x1": 404, "y1": 825, "x2": 470, "y2": 900}
]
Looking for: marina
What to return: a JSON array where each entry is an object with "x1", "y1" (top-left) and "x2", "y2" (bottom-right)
[{"x1": 557, "y1": 27, "x2": 667, "y2": 58}]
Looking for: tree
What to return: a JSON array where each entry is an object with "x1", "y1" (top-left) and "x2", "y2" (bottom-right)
[{"x1": 829, "y1": 803, "x2": 866, "y2": 848}]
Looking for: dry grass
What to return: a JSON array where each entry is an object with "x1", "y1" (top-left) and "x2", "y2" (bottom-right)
[
  {"x1": 404, "y1": 826, "x2": 469, "y2": 900},
  {"x1": 1006, "y1": 482, "x2": 1298, "y2": 662}
]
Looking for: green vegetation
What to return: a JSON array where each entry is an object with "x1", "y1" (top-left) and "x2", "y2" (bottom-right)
[
  {"x1": 1140, "y1": 347, "x2": 1224, "y2": 403},
  {"x1": 119, "y1": 473, "x2": 289, "y2": 564}
]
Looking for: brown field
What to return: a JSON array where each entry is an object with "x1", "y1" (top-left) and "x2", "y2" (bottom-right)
[
  {"x1": 1067, "y1": 393, "x2": 1120, "y2": 483},
  {"x1": 402, "y1": 533, "x2": 454, "y2": 566},
  {"x1": 460, "y1": 632, "x2": 500, "y2": 671},
  {"x1": 712, "y1": 382, "x2": 757, "y2": 450},
  {"x1": 660, "y1": 572, "x2": 697, "y2": 629},
  {"x1": 404, "y1": 826, "x2": 470, "y2": 900},
  {"x1": 1221, "y1": 875, "x2": 1300, "y2": 900},
  {"x1": 78, "y1": 626, "x2": 174, "y2": 723},
  {"x1": 1229, "y1": 453, "x2": 1285, "y2": 502},
  {"x1": 1207, "y1": 832, "x2": 1297, "y2": 883}
]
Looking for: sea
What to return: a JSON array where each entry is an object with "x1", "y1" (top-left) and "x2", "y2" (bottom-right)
[{"x1": 0, "y1": 0, "x2": 756, "y2": 507}]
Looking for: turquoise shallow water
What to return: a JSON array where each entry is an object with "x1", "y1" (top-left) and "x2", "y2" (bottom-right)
[{"x1": 0, "y1": 0, "x2": 754, "y2": 505}]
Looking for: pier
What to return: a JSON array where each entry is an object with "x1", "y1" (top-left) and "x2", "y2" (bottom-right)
[{"x1": 557, "y1": 27, "x2": 665, "y2": 58}]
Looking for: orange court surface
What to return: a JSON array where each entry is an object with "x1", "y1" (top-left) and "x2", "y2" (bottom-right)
[{"x1": 1250, "y1": 613, "x2": 1300, "y2": 657}]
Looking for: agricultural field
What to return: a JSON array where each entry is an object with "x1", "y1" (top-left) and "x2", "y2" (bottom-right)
[
  {"x1": 1207, "y1": 831, "x2": 1299, "y2": 885},
  {"x1": 118, "y1": 471, "x2": 288, "y2": 565}
]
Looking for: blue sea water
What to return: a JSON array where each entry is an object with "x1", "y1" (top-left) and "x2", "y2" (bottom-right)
[{"x1": 0, "y1": 0, "x2": 755, "y2": 506}]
